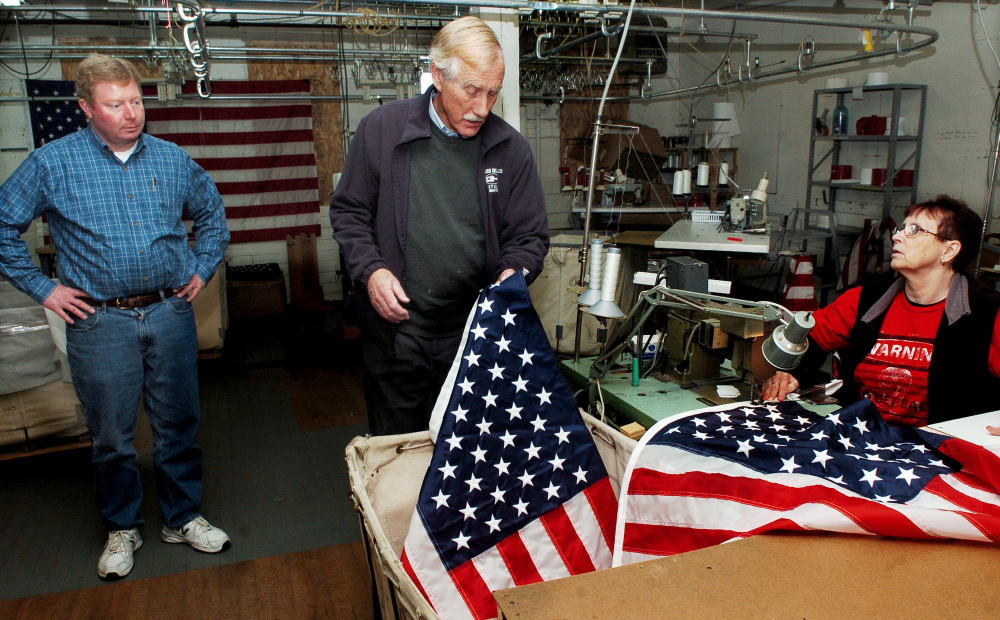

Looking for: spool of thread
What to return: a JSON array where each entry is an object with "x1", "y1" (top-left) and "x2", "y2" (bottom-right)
[
  {"x1": 672, "y1": 170, "x2": 685, "y2": 196},
  {"x1": 588, "y1": 238, "x2": 604, "y2": 288},
  {"x1": 585, "y1": 247, "x2": 626, "y2": 318},
  {"x1": 681, "y1": 170, "x2": 692, "y2": 194},
  {"x1": 719, "y1": 162, "x2": 730, "y2": 186},
  {"x1": 600, "y1": 248, "x2": 622, "y2": 304},
  {"x1": 696, "y1": 162, "x2": 710, "y2": 187}
]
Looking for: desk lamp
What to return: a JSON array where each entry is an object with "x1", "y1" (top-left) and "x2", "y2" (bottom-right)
[
  {"x1": 762, "y1": 310, "x2": 815, "y2": 370},
  {"x1": 748, "y1": 173, "x2": 769, "y2": 226}
]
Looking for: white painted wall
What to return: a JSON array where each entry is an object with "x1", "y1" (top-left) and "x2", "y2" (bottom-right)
[
  {"x1": 682, "y1": 1, "x2": 1000, "y2": 234},
  {"x1": 521, "y1": 101, "x2": 569, "y2": 231}
]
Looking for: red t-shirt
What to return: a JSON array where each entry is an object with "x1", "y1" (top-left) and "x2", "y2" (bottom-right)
[{"x1": 810, "y1": 286, "x2": 1000, "y2": 426}]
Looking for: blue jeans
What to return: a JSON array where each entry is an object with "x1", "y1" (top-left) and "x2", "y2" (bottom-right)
[{"x1": 66, "y1": 293, "x2": 202, "y2": 531}]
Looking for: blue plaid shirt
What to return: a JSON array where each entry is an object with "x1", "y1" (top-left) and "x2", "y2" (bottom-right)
[{"x1": 0, "y1": 126, "x2": 229, "y2": 304}]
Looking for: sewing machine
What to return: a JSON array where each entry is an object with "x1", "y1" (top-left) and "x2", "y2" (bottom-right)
[{"x1": 564, "y1": 285, "x2": 829, "y2": 428}]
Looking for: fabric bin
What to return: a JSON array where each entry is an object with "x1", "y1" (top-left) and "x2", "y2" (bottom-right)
[
  {"x1": 344, "y1": 412, "x2": 636, "y2": 620},
  {"x1": 0, "y1": 282, "x2": 61, "y2": 395}
]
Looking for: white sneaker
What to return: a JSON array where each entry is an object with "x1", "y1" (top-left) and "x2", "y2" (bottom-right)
[
  {"x1": 98, "y1": 528, "x2": 142, "y2": 580},
  {"x1": 161, "y1": 515, "x2": 231, "y2": 553}
]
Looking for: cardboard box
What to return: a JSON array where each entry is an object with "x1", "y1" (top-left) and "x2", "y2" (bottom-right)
[
  {"x1": 193, "y1": 266, "x2": 227, "y2": 351},
  {"x1": 227, "y1": 274, "x2": 286, "y2": 318},
  {"x1": 494, "y1": 532, "x2": 999, "y2": 619}
]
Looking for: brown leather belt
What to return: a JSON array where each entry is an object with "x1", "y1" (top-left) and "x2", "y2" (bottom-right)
[{"x1": 81, "y1": 289, "x2": 175, "y2": 309}]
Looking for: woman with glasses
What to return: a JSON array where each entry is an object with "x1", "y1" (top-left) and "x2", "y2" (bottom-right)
[{"x1": 763, "y1": 195, "x2": 1000, "y2": 428}]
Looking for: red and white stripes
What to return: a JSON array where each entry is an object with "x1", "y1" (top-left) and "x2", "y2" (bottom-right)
[
  {"x1": 144, "y1": 80, "x2": 321, "y2": 245},
  {"x1": 402, "y1": 478, "x2": 617, "y2": 620}
]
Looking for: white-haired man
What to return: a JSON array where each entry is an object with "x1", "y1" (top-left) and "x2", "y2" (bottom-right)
[{"x1": 330, "y1": 16, "x2": 549, "y2": 436}]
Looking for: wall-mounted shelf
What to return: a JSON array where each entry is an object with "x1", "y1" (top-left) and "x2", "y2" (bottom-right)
[
  {"x1": 814, "y1": 135, "x2": 919, "y2": 143},
  {"x1": 811, "y1": 181, "x2": 914, "y2": 192}
]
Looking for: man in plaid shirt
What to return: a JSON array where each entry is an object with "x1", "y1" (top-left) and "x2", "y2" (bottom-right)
[{"x1": 0, "y1": 55, "x2": 231, "y2": 580}]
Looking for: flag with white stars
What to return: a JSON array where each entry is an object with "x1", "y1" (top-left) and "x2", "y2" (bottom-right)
[
  {"x1": 613, "y1": 398, "x2": 1000, "y2": 567},
  {"x1": 400, "y1": 273, "x2": 618, "y2": 620},
  {"x1": 26, "y1": 80, "x2": 88, "y2": 149}
]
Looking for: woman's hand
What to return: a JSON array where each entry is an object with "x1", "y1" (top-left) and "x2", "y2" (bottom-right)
[{"x1": 761, "y1": 371, "x2": 799, "y2": 402}]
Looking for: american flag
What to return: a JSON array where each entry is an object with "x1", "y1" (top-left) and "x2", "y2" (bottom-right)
[
  {"x1": 23, "y1": 79, "x2": 320, "y2": 245},
  {"x1": 401, "y1": 274, "x2": 618, "y2": 620},
  {"x1": 613, "y1": 398, "x2": 1000, "y2": 567},
  {"x1": 144, "y1": 80, "x2": 321, "y2": 244},
  {"x1": 26, "y1": 80, "x2": 87, "y2": 148}
]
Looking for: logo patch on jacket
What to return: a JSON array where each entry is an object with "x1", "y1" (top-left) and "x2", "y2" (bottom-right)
[{"x1": 485, "y1": 168, "x2": 502, "y2": 193}]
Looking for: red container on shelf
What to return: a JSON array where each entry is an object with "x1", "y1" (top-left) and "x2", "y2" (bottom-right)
[
  {"x1": 856, "y1": 115, "x2": 888, "y2": 136},
  {"x1": 894, "y1": 169, "x2": 915, "y2": 187},
  {"x1": 830, "y1": 165, "x2": 853, "y2": 180},
  {"x1": 871, "y1": 168, "x2": 889, "y2": 186}
]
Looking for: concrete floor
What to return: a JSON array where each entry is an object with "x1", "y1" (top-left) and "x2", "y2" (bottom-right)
[{"x1": 0, "y1": 310, "x2": 370, "y2": 601}]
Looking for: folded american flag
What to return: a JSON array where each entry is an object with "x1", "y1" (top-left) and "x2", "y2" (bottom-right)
[
  {"x1": 401, "y1": 274, "x2": 618, "y2": 620},
  {"x1": 613, "y1": 399, "x2": 1000, "y2": 566}
]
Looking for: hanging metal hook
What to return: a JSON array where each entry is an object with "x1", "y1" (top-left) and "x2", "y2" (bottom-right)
[
  {"x1": 797, "y1": 48, "x2": 812, "y2": 73},
  {"x1": 895, "y1": 30, "x2": 912, "y2": 56},
  {"x1": 600, "y1": 18, "x2": 624, "y2": 38},
  {"x1": 535, "y1": 32, "x2": 554, "y2": 61},
  {"x1": 743, "y1": 40, "x2": 757, "y2": 83}
]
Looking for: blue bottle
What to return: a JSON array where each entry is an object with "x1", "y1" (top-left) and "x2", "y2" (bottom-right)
[{"x1": 832, "y1": 103, "x2": 849, "y2": 135}]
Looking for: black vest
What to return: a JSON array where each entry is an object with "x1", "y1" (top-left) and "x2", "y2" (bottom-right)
[{"x1": 835, "y1": 277, "x2": 1000, "y2": 424}]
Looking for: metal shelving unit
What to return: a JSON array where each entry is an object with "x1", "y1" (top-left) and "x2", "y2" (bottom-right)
[{"x1": 802, "y1": 83, "x2": 927, "y2": 288}]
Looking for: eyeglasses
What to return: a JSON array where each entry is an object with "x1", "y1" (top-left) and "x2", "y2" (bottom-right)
[{"x1": 892, "y1": 223, "x2": 952, "y2": 240}]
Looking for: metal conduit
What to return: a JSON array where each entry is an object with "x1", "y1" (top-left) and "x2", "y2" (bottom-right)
[
  {"x1": 2, "y1": 2, "x2": 938, "y2": 103},
  {"x1": 2, "y1": 94, "x2": 384, "y2": 102},
  {"x1": 0, "y1": 44, "x2": 426, "y2": 58},
  {"x1": 523, "y1": 35, "x2": 938, "y2": 103},
  {"x1": 1, "y1": 1, "x2": 941, "y2": 41}
]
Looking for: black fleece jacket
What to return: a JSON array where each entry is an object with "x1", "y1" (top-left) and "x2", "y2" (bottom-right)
[{"x1": 329, "y1": 88, "x2": 549, "y2": 351}]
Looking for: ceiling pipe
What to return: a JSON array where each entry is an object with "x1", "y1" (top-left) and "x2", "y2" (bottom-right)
[
  {"x1": 2, "y1": 2, "x2": 938, "y2": 103},
  {"x1": 0, "y1": 0, "x2": 941, "y2": 43}
]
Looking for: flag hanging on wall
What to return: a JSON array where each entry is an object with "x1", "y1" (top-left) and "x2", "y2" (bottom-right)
[
  {"x1": 25, "y1": 80, "x2": 86, "y2": 148},
  {"x1": 23, "y1": 79, "x2": 321, "y2": 245},
  {"x1": 613, "y1": 399, "x2": 1000, "y2": 567},
  {"x1": 401, "y1": 274, "x2": 618, "y2": 620},
  {"x1": 144, "y1": 79, "x2": 321, "y2": 244}
]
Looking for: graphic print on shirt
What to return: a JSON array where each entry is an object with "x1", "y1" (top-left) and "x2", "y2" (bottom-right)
[
  {"x1": 485, "y1": 168, "x2": 502, "y2": 193},
  {"x1": 854, "y1": 333, "x2": 935, "y2": 426}
]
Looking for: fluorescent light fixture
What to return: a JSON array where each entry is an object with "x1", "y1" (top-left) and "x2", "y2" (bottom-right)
[{"x1": 1, "y1": 0, "x2": 25, "y2": 6}]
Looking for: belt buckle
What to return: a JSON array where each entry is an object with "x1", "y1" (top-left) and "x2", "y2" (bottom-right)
[{"x1": 115, "y1": 297, "x2": 127, "y2": 309}]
